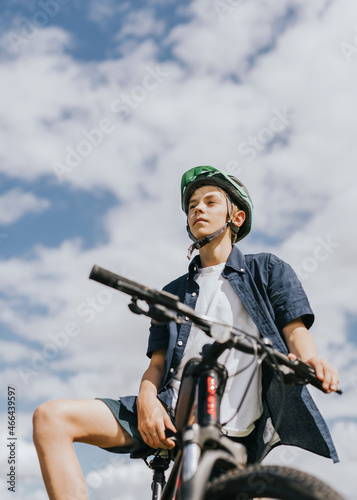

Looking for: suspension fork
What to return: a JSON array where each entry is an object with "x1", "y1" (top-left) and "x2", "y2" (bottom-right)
[
  {"x1": 182, "y1": 365, "x2": 225, "y2": 480},
  {"x1": 178, "y1": 367, "x2": 227, "y2": 500},
  {"x1": 164, "y1": 348, "x2": 229, "y2": 499}
]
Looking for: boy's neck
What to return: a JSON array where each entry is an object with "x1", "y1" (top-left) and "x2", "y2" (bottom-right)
[{"x1": 198, "y1": 234, "x2": 233, "y2": 268}]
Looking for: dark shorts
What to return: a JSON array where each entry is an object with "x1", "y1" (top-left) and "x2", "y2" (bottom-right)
[
  {"x1": 97, "y1": 397, "x2": 257, "y2": 463},
  {"x1": 97, "y1": 398, "x2": 153, "y2": 455}
]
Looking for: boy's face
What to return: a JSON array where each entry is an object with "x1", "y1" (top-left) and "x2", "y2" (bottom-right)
[{"x1": 187, "y1": 185, "x2": 230, "y2": 240}]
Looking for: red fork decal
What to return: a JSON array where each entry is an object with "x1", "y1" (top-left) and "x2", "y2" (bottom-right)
[
  {"x1": 174, "y1": 476, "x2": 181, "y2": 499},
  {"x1": 207, "y1": 376, "x2": 217, "y2": 419}
]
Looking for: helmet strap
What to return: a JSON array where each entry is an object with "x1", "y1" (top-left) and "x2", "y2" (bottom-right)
[{"x1": 187, "y1": 219, "x2": 235, "y2": 260}]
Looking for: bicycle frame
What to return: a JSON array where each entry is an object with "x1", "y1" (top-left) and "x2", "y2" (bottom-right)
[{"x1": 150, "y1": 343, "x2": 249, "y2": 500}]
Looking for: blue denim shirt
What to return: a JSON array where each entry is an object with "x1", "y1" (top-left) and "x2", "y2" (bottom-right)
[{"x1": 121, "y1": 245, "x2": 338, "y2": 462}]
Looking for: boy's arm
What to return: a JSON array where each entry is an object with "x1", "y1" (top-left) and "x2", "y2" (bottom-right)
[
  {"x1": 136, "y1": 349, "x2": 176, "y2": 449},
  {"x1": 282, "y1": 318, "x2": 339, "y2": 393}
]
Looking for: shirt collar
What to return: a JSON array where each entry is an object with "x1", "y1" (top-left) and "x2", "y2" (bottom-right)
[
  {"x1": 188, "y1": 245, "x2": 246, "y2": 277},
  {"x1": 224, "y1": 245, "x2": 246, "y2": 274}
]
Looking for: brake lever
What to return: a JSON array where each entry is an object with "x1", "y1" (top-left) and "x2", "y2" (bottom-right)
[
  {"x1": 128, "y1": 300, "x2": 186, "y2": 325},
  {"x1": 277, "y1": 364, "x2": 302, "y2": 385},
  {"x1": 150, "y1": 304, "x2": 186, "y2": 324},
  {"x1": 128, "y1": 299, "x2": 147, "y2": 316}
]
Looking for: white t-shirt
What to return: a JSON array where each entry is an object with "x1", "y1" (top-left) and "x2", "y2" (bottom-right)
[{"x1": 170, "y1": 262, "x2": 263, "y2": 437}]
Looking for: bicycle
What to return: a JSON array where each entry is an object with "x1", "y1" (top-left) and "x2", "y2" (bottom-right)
[{"x1": 89, "y1": 265, "x2": 344, "y2": 500}]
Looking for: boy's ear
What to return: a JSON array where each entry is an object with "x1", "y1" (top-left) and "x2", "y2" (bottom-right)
[{"x1": 231, "y1": 210, "x2": 246, "y2": 228}]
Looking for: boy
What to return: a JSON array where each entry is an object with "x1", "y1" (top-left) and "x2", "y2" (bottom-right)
[{"x1": 33, "y1": 166, "x2": 339, "y2": 500}]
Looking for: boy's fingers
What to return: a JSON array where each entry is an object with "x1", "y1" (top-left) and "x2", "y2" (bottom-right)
[
  {"x1": 330, "y1": 371, "x2": 339, "y2": 391},
  {"x1": 163, "y1": 418, "x2": 177, "y2": 448},
  {"x1": 147, "y1": 421, "x2": 176, "y2": 449},
  {"x1": 307, "y1": 358, "x2": 340, "y2": 392},
  {"x1": 287, "y1": 355, "x2": 339, "y2": 393},
  {"x1": 165, "y1": 428, "x2": 177, "y2": 438},
  {"x1": 326, "y1": 368, "x2": 339, "y2": 392},
  {"x1": 322, "y1": 370, "x2": 332, "y2": 391},
  {"x1": 163, "y1": 412, "x2": 177, "y2": 431},
  {"x1": 157, "y1": 426, "x2": 167, "y2": 443},
  {"x1": 139, "y1": 406, "x2": 177, "y2": 449},
  {"x1": 307, "y1": 357, "x2": 324, "y2": 380}
]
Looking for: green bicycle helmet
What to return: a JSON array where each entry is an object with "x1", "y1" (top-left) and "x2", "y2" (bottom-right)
[{"x1": 181, "y1": 166, "x2": 253, "y2": 253}]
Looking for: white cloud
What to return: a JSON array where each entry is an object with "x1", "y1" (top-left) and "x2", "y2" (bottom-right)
[
  {"x1": 84, "y1": 457, "x2": 152, "y2": 500},
  {"x1": 86, "y1": 0, "x2": 130, "y2": 28},
  {"x1": 0, "y1": 340, "x2": 30, "y2": 362},
  {"x1": 117, "y1": 8, "x2": 166, "y2": 40},
  {"x1": 0, "y1": 189, "x2": 50, "y2": 225}
]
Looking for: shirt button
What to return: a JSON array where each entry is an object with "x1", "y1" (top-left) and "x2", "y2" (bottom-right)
[
  {"x1": 170, "y1": 368, "x2": 174, "y2": 373},
  {"x1": 192, "y1": 292, "x2": 197, "y2": 297},
  {"x1": 194, "y1": 266, "x2": 197, "y2": 271},
  {"x1": 178, "y1": 340, "x2": 183, "y2": 346},
  {"x1": 185, "y1": 316, "x2": 190, "y2": 321}
]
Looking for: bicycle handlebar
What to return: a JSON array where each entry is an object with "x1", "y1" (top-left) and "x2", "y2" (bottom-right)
[
  {"x1": 89, "y1": 265, "x2": 342, "y2": 395},
  {"x1": 89, "y1": 265, "x2": 213, "y2": 331}
]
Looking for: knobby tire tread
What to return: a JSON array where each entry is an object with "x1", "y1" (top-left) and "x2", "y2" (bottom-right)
[{"x1": 204, "y1": 464, "x2": 344, "y2": 500}]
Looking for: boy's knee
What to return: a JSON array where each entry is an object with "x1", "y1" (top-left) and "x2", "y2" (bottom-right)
[{"x1": 33, "y1": 400, "x2": 66, "y2": 443}]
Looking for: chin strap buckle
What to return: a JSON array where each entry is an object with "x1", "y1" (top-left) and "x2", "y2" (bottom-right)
[{"x1": 186, "y1": 220, "x2": 233, "y2": 260}]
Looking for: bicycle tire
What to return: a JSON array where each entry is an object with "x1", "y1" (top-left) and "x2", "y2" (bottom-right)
[{"x1": 204, "y1": 464, "x2": 344, "y2": 500}]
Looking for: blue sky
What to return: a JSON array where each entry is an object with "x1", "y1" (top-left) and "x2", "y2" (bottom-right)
[
  {"x1": 1, "y1": 0, "x2": 357, "y2": 499},
  {"x1": 0, "y1": 173, "x2": 116, "y2": 258}
]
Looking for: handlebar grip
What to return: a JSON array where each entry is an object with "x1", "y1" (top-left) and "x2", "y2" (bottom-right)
[
  {"x1": 89, "y1": 265, "x2": 138, "y2": 291},
  {"x1": 89, "y1": 265, "x2": 116, "y2": 286},
  {"x1": 272, "y1": 351, "x2": 342, "y2": 394}
]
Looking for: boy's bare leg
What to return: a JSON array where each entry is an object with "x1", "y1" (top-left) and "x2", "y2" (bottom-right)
[{"x1": 33, "y1": 399, "x2": 134, "y2": 500}]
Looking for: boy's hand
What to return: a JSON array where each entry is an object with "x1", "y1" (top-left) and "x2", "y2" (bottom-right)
[
  {"x1": 288, "y1": 353, "x2": 339, "y2": 393},
  {"x1": 137, "y1": 392, "x2": 176, "y2": 450}
]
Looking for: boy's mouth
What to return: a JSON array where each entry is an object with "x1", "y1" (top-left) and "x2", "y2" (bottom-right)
[{"x1": 194, "y1": 217, "x2": 208, "y2": 225}]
